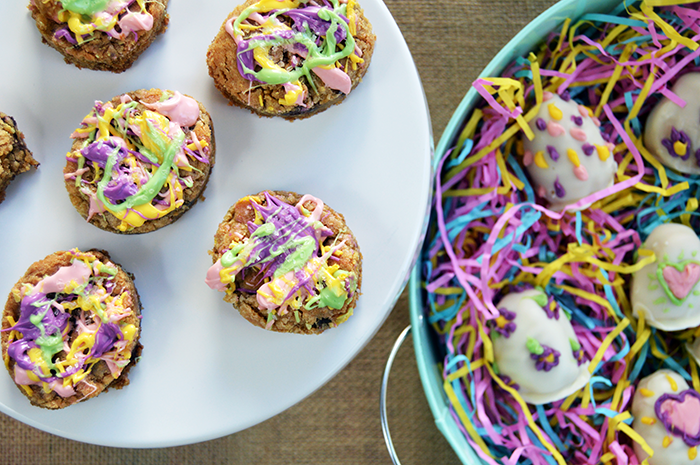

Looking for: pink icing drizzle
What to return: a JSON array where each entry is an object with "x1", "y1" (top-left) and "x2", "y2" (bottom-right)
[
  {"x1": 35, "y1": 260, "x2": 92, "y2": 295},
  {"x1": 312, "y1": 66, "x2": 352, "y2": 94},
  {"x1": 570, "y1": 127, "x2": 588, "y2": 141},
  {"x1": 140, "y1": 91, "x2": 200, "y2": 127},
  {"x1": 574, "y1": 165, "x2": 589, "y2": 181},
  {"x1": 547, "y1": 121, "x2": 566, "y2": 137},
  {"x1": 662, "y1": 263, "x2": 700, "y2": 299}
]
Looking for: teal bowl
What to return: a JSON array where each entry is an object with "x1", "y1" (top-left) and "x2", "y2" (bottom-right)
[{"x1": 408, "y1": 0, "x2": 625, "y2": 463}]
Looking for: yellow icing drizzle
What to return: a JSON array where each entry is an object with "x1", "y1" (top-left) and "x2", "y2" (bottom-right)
[
  {"x1": 534, "y1": 151, "x2": 549, "y2": 169},
  {"x1": 346, "y1": 0, "x2": 358, "y2": 36},
  {"x1": 59, "y1": 10, "x2": 119, "y2": 44},
  {"x1": 666, "y1": 374, "x2": 678, "y2": 392},
  {"x1": 279, "y1": 80, "x2": 305, "y2": 106},
  {"x1": 121, "y1": 324, "x2": 137, "y2": 342},
  {"x1": 107, "y1": 172, "x2": 184, "y2": 231},
  {"x1": 640, "y1": 416, "x2": 656, "y2": 425},
  {"x1": 547, "y1": 103, "x2": 563, "y2": 121},
  {"x1": 495, "y1": 315, "x2": 508, "y2": 329},
  {"x1": 690, "y1": 447, "x2": 698, "y2": 460},
  {"x1": 595, "y1": 144, "x2": 611, "y2": 161},
  {"x1": 566, "y1": 148, "x2": 581, "y2": 168},
  {"x1": 663, "y1": 435, "x2": 673, "y2": 448},
  {"x1": 639, "y1": 388, "x2": 655, "y2": 397},
  {"x1": 674, "y1": 140, "x2": 688, "y2": 156}
]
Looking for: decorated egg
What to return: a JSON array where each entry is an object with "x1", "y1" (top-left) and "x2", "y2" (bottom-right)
[
  {"x1": 631, "y1": 223, "x2": 700, "y2": 331},
  {"x1": 645, "y1": 72, "x2": 700, "y2": 175},
  {"x1": 522, "y1": 92, "x2": 617, "y2": 211},
  {"x1": 631, "y1": 369, "x2": 700, "y2": 464},
  {"x1": 491, "y1": 288, "x2": 590, "y2": 405}
]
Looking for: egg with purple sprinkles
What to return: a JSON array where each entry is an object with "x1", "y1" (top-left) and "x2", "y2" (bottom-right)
[
  {"x1": 645, "y1": 72, "x2": 700, "y2": 175},
  {"x1": 491, "y1": 288, "x2": 591, "y2": 405},
  {"x1": 523, "y1": 92, "x2": 617, "y2": 211}
]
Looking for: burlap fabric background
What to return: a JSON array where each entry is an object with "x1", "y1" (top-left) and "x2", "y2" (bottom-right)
[{"x1": 1, "y1": 0, "x2": 559, "y2": 463}]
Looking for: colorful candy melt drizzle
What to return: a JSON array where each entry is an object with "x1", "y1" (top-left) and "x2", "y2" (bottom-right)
[
  {"x1": 421, "y1": 1, "x2": 700, "y2": 464},
  {"x1": 206, "y1": 193, "x2": 358, "y2": 330},
  {"x1": 54, "y1": 0, "x2": 155, "y2": 45},
  {"x1": 225, "y1": 0, "x2": 364, "y2": 106},
  {"x1": 65, "y1": 91, "x2": 209, "y2": 232},
  {"x1": 2, "y1": 250, "x2": 137, "y2": 398}
]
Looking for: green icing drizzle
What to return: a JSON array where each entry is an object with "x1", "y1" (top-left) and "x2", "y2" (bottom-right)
[
  {"x1": 316, "y1": 286, "x2": 346, "y2": 309},
  {"x1": 274, "y1": 236, "x2": 316, "y2": 279},
  {"x1": 569, "y1": 338, "x2": 581, "y2": 351},
  {"x1": 61, "y1": 0, "x2": 110, "y2": 15},
  {"x1": 96, "y1": 127, "x2": 186, "y2": 213},
  {"x1": 30, "y1": 308, "x2": 64, "y2": 372},
  {"x1": 526, "y1": 337, "x2": 544, "y2": 355},
  {"x1": 233, "y1": 0, "x2": 355, "y2": 86},
  {"x1": 530, "y1": 288, "x2": 548, "y2": 307}
]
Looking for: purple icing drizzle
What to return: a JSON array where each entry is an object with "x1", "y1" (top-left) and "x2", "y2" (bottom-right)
[
  {"x1": 235, "y1": 6, "x2": 350, "y2": 84},
  {"x1": 81, "y1": 139, "x2": 141, "y2": 203},
  {"x1": 543, "y1": 296, "x2": 560, "y2": 320},
  {"x1": 535, "y1": 118, "x2": 547, "y2": 131},
  {"x1": 493, "y1": 307, "x2": 517, "y2": 338},
  {"x1": 582, "y1": 143, "x2": 595, "y2": 156},
  {"x1": 573, "y1": 347, "x2": 588, "y2": 366},
  {"x1": 6, "y1": 293, "x2": 70, "y2": 373},
  {"x1": 531, "y1": 345, "x2": 560, "y2": 372},
  {"x1": 554, "y1": 177, "x2": 566, "y2": 198},
  {"x1": 243, "y1": 193, "x2": 333, "y2": 298},
  {"x1": 571, "y1": 115, "x2": 583, "y2": 126},
  {"x1": 546, "y1": 145, "x2": 560, "y2": 162},
  {"x1": 654, "y1": 389, "x2": 700, "y2": 447},
  {"x1": 560, "y1": 89, "x2": 571, "y2": 101},
  {"x1": 661, "y1": 127, "x2": 693, "y2": 161},
  {"x1": 54, "y1": 27, "x2": 78, "y2": 45}
]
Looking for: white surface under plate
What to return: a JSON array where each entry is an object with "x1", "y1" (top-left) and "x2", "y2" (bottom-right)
[{"x1": 0, "y1": 0, "x2": 432, "y2": 448}]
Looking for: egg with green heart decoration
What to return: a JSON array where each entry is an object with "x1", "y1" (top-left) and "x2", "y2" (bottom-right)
[
  {"x1": 491, "y1": 288, "x2": 590, "y2": 405},
  {"x1": 631, "y1": 223, "x2": 700, "y2": 331}
]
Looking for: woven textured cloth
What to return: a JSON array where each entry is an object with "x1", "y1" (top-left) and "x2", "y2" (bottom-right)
[{"x1": 1, "y1": 0, "x2": 557, "y2": 463}]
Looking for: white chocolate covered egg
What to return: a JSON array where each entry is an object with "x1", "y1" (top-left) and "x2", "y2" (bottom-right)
[
  {"x1": 523, "y1": 92, "x2": 617, "y2": 211},
  {"x1": 631, "y1": 369, "x2": 700, "y2": 464},
  {"x1": 491, "y1": 288, "x2": 590, "y2": 405},
  {"x1": 631, "y1": 223, "x2": 700, "y2": 331},
  {"x1": 645, "y1": 72, "x2": 700, "y2": 175}
]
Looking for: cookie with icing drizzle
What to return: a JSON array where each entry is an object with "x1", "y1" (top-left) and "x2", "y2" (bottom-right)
[
  {"x1": 491, "y1": 288, "x2": 590, "y2": 405},
  {"x1": 0, "y1": 112, "x2": 38, "y2": 204},
  {"x1": 28, "y1": 0, "x2": 170, "y2": 73},
  {"x1": 63, "y1": 88, "x2": 216, "y2": 234},
  {"x1": 206, "y1": 0, "x2": 375, "y2": 120},
  {"x1": 206, "y1": 191, "x2": 362, "y2": 334},
  {"x1": 645, "y1": 72, "x2": 700, "y2": 175},
  {"x1": 1, "y1": 249, "x2": 142, "y2": 409},
  {"x1": 631, "y1": 223, "x2": 700, "y2": 331},
  {"x1": 522, "y1": 92, "x2": 618, "y2": 211}
]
